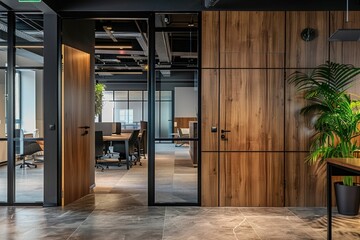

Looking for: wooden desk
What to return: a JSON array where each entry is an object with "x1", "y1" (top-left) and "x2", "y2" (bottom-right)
[
  {"x1": 103, "y1": 133, "x2": 131, "y2": 170},
  {"x1": 326, "y1": 158, "x2": 360, "y2": 240}
]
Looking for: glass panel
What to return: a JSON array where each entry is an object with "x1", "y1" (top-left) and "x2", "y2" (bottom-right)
[
  {"x1": 14, "y1": 68, "x2": 44, "y2": 203},
  {"x1": 0, "y1": 68, "x2": 7, "y2": 202},
  {"x1": 102, "y1": 101, "x2": 114, "y2": 122},
  {"x1": 155, "y1": 13, "x2": 198, "y2": 28},
  {"x1": 129, "y1": 102, "x2": 142, "y2": 126},
  {"x1": 113, "y1": 101, "x2": 128, "y2": 124},
  {"x1": 143, "y1": 100, "x2": 148, "y2": 121},
  {"x1": 129, "y1": 91, "x2": 142, "y2": 100},
  {"x1": 114, "y1": 91, "x2": 127, "y2": 100},
  {"x1": 0, "y1": 13, "x2": 7, "y2": 67},
  {"x1": 15, "y1": 14, "x2": 44, "y2": 67},
  {"x1": 161, "y1": 91, "x2": 171, "y2": 100},
  {"x1": 144, "y1": 91, "x2": 148, "y2": 100},
  {"x1": 160, "y1": 101, "x2": 172, "y2": 138},
  {"x1": 155, "y1": 31, "x2": 198, "y2": 68},
  {"x1": 154, "y1": 69, "x2": 198, "y2": 204},
  {"x1": 155, "y1": 140, "x2": 198, "y2": 203},
  {"x1": 103, "y1": 91, "x2": 113, "y2": 101},
  {"x1": 0, "y1": 140, "x2": 7, "y2": 202}
]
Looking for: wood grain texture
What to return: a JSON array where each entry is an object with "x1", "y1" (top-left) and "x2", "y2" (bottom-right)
[
  {"x1": 286, "y1": 11, "x2": 329, "y2": 68},
  {"x1": 202, "y1": 11, "x2": 219, "y2": 68},
  {"x1": 220, "y1": 11, "x2": 285, "y2": 68},
  {"x1": 219, "y1": 152, "x2": 284, "y2": 207},
  {"x1": 62, "y1": 45, "x2": 91, "y2": 206},
  {"x1": 201, "y1": 152, "x2": 219, "y2": 207},
  {"x1": 285, "y1": 152, "x2": 326, "y2": 207},
  {"x1": 201, "y1": 69, "x2": 219, "y2": 151},
  {"x1": 285, "y1": 70, "x2": 314, "y2": 151},
  {"x1": 330, "y1": 11, "x2": 360, "y2": 66},
  {"x1": 220, "y1": 69, "x2": 284, "y2": 151}
]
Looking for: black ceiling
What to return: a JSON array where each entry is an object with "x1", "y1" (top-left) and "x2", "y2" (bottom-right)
[{"x1": 39, "y1": 0, "x2": 360, "y2": 12}]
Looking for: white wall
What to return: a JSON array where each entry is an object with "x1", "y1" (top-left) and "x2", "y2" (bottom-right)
[
  {"x1": 174, "y1": 87, "x2": 198, "y2": 117},
  {"x1": 20, "y1": 70, "x2": 36, "y2": 134}
]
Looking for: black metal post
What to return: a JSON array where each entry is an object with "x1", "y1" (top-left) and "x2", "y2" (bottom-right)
[
  {"x1": 6, "y1": 11, "x2": 15, "y2": 204},
  {"x1": 327, "y1": 163, "x2": 332, "y2": 240},
  {"x1": 148, "y1": 13, "x2": 156, "y2": 206},
  {"x1": 43, "y1": 13, "x2": 61, "y2": 206}
]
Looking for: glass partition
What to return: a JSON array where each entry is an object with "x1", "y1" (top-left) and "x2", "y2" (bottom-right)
[
  {"x1": 0, "y1": 68, "x2": 7, "y2": 202},
  {"x1": 14, "y1": 14, "x2": 44, "y2": 203}
]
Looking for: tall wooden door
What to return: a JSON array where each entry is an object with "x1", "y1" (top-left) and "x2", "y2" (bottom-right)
[{"x1": 62, "y1": 45, "x2": 91, "y2": 205}]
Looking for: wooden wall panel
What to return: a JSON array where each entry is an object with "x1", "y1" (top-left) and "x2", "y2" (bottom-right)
[
  {"x1": 201, "y1": 69, "x2": 219, "y2": 151},
  {"x1": 62, "y1": 45, "x2": 91, "y2": 206},
  {"x1": 286, "y1": 11, "x2": 329, "y2": 68},
  {"x1": 285, "y1": 152, "x2": 326, "y2": 207},
  {"x1": 201, "y1": 152, "x2": 219, "y2": 207},
  {"x1": 285, "y1": 71, "x2": 314, "y2": 151},
  {"x1": 220, "y1": 69, "x2": 284, "y2": 151},
  {"x1": 202, "y1": 11, "x2": 219, "y2": 68},
  {"x1": 219, "y1": 11, "x2": 285, "y2": 68},
  {"x1": 330, "y1": 11, "x2": 360, "y2": 66},
  {"x1": 174, "y1": 117, "x2": 197, "y2": 132},
  {"x1": 219, "y1": 152, "x2": 284, "y2": 207}
]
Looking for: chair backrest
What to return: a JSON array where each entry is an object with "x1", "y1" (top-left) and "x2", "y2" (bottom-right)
[
  {"x1": 95, "y1": 131, "x2": 104, "y2": 157},
  {"x1": 113, "y1": 122, "x2": 121, "y2": 135},
  {"x1": 129, "y1": 129, "x2": 140, "y2": 146}
]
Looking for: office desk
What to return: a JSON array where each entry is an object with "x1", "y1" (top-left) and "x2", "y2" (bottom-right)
[
  {"x1": 326, "y1": 158, "x2": 360, "y2": 240},
  {"x1": 103, "y1": 133, "x2": 132, "y2": 170}
]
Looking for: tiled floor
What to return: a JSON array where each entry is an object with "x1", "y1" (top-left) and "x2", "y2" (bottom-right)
[{"x1": 1, "y1": 144, "x2": 360, "y2": 239}]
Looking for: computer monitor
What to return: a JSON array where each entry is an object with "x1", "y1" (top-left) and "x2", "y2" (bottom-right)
[
  {"x1": 95, "y1": 122, "x2": 113, "y2": 136},
  {"x1": 113, "y1": 122, "x2": 121, "y2": 135}
]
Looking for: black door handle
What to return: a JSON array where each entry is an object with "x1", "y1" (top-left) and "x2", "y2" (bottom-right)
[
  {"x1": 81, "y1": 130, "x2": 89, "y2": 136},
  {"x1": 221, "y1": 129, "x2": 231, "y2": 133},
  {"x1": 79, "y1": 126, "x2": 90, "y2": 129}
]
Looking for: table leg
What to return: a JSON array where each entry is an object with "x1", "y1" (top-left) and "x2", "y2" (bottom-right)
[
  {"x1": 125, "y1": 140, "x2": 129, "y2": 170},
  {"x1": 327, "y1": 163, "x2": 332, "y2": 240}
]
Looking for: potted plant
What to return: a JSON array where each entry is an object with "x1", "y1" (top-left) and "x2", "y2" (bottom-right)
[
  {"x1": 288, "y1": 61, "x2": 360, "y2": 215},
  {"x1": 95, "y1": 83, "x2": 106, "y2": 117}
]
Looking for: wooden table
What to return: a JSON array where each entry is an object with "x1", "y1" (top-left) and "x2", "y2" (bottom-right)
[
  {"x1": 103, "y1": 133, "x2": 132, "y2": 170},
  {"x1": 326, "y1": 158, "x2": 360, "y2": 240}
]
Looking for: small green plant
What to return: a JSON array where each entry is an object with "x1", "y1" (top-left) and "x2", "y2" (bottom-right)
[
  {"x1": 343, "y1": 176, "x2": 354, "y2": 186},
  {"x1": 95, "y1": 83, "x2": 105, "y2": 116}
]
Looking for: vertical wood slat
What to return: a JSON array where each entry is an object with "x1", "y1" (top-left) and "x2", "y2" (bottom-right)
[
  {"x1": 285, "y1": 71, "x2": 314, "y2": 151},
  {"x1": 201, "y1": 69, "x2": 219, "y2": 152},
  {"x1": 62, "y1": 45, "x2": 91, "y2": 206},
  {"x1": 202, "y1": 11, "x2": 219, "y2": 69},
  {"x1": 286, "y1": 11, "x2": 329, "y2": 68},
  {"x1": 201, "y1": 152, "x2": 219, "y2": 207},
  {"x1": 219, "y1": 152, "x2": 284, "y2": 207},
  {"x1": 220, "y1": 69, "x2": 284, "y2": 151},
  {"x1": 220, "y1": 11, "x2": 285, "y2": 68},
  {"x1": 330, "y1": 11, "x2": 360, "y2": 66}
]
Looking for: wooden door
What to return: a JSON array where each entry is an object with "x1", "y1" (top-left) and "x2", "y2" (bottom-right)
[
  {"x1": 62, "y1": 45, "x2": 91, "y2": 205},
  {"x1": 217, "y1": 69, "x2": 285, "y2": 206}
]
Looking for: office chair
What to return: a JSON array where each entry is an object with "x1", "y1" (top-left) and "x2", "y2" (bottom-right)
[
  {"x1": 139, "y1": 129, "x2": 147, "y2": 160},
  {"x1": 95, "y1": 131, "x2": 107, "y2": 171},
  {"x1": 113, "y1": 129, "x2": 140, "y2": 168},
  {"x1": 15, "y1": 129, "x2": 42, "y2": 168},
  {"x1": 175, "y1": 128, "x2": 189, "y2": 147}
]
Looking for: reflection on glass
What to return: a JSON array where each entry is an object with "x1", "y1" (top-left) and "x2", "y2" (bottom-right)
[
  {"x1": 155, "y1": 141, "x2": 198, "y2": 203},
  {"x1": 0, "y1": 140, "x2": 7, "y2": 202},
  {"x1": 0, "y1": 13, "x2": 7, "y2": 67},
  {"x1": 14, "y1": 54, "x2": 44, "y2": 202},
  {"x1": 15, "y1": 14, "x2": 44, "y2": 67},
  {"x1": 114, "y1": 91, "x2": 127, "y2": 100},
  {"x1": 155, "y1": 69, "x2": 198, "y2": 203},
  {"x1": 155, "y1": 13, "x2": 198, "y2": 28}
]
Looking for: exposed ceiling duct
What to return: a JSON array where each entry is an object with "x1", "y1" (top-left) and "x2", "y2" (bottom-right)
[{"x1": 155, "y1": 15, "x2": 172, "y2": 77}]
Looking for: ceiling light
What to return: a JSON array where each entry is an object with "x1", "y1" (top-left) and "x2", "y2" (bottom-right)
[{"x1": 95, "y1": 45, "x2": 132, "y2": 49}]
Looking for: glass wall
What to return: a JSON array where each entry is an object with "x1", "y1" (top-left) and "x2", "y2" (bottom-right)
[
  {"x1": 101, "y1": 90, "x2": 146, "y2": 129},
  {"x1": 153, "y1": 13, "x2": 199, "y2": 204},
  {"x1": 14, "y1": 13, "x2": 44, "y2": 203},
  {"x1": 0, "y1": 12, "x2": 7, "y2": 203}
]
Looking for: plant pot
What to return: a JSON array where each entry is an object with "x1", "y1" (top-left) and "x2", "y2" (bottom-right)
[{"x1": 334, "y1": 182, "x2": 360, "y2": 216}]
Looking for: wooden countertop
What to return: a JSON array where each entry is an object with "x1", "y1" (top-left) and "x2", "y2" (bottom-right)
[{"x1": 327, "y1": 158, "x2": 360, "y2": 172}]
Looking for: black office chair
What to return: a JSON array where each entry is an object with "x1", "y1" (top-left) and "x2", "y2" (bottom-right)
[
  {"x1": 95, "y1": 131, "x2": 106, "y2": 171},
  {"x1": 139, "y1": 129, "x2": 147, "y2": 161},
  {"x1": 15, "y1": 129, "x2": 41, "y2": 168},
  {"x1": 113, "y1": 129, "x2": 140, "y2": 168}
]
